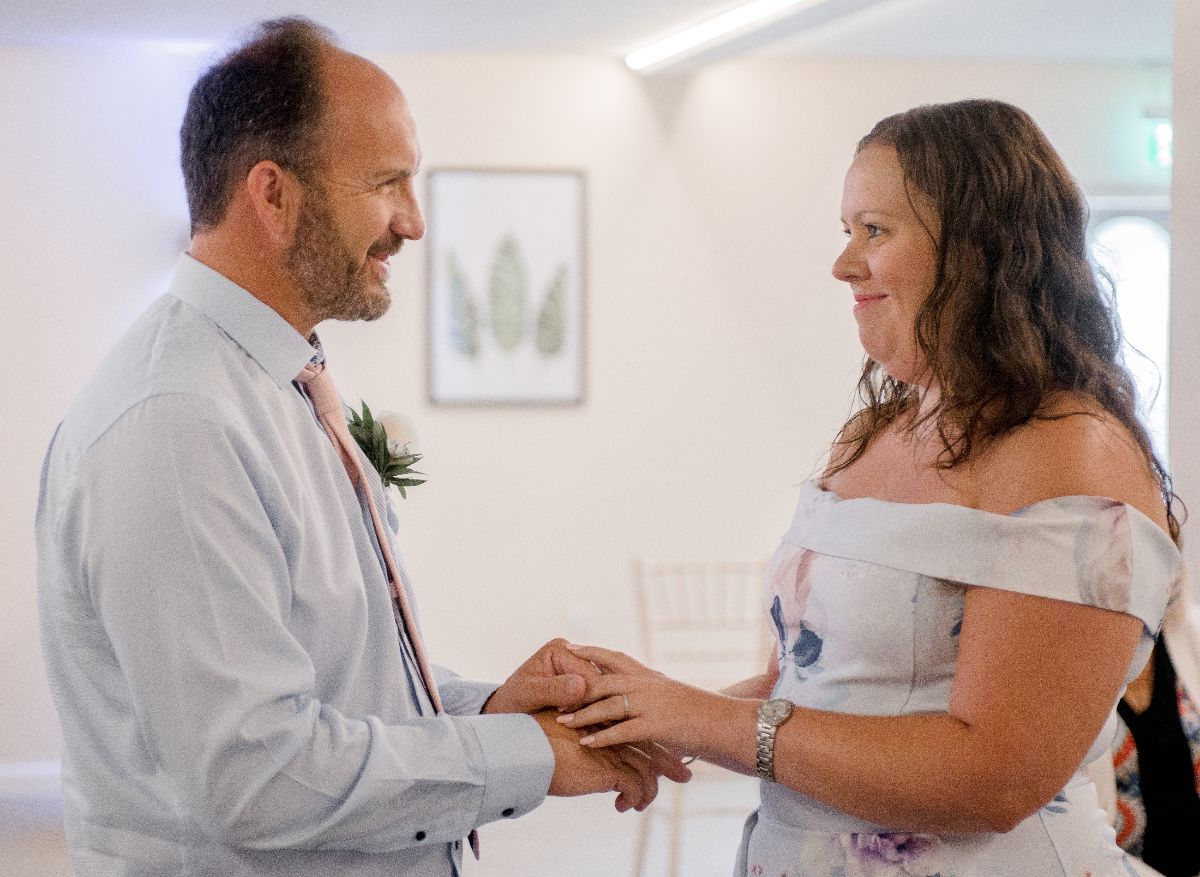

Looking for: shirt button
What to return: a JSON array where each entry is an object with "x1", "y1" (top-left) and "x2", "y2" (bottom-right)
[
  {"x1": 414, "y1": 831, "x2": 427, "y2": 841},
  {"x1": 502, "y1": 807, "x2": 515, "y2": 818}
]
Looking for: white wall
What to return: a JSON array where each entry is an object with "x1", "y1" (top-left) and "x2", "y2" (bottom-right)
[
  {"x1": 1171, "y1": 2, "x2": 1200, "y2": 579},
  {"x1": 0, "y1": 41, "x2": 1175, "y2": 779},
  {"x1": 367, "y1": 53, "x2": 1175, "y2": 683},
  {"x1": 1, "y1": 43, "x2": 205, "y2": 775}
]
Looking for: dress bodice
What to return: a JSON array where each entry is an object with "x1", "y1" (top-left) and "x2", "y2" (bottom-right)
[
  {"x1": 740, "y1": 481, "x2": 1183, "y2": 876},
  {"x1": 769, "y1": 483, "x2": 1177, "y2": 698}
]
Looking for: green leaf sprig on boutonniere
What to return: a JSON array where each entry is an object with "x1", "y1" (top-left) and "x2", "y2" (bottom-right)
[{"x1": 347, "y1": 401, "x2": 425, "y2": 498}]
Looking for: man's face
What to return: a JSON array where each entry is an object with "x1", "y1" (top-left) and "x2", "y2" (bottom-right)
[{"x1": 284, "y1": 52, "x2": 425, "y2": 325}]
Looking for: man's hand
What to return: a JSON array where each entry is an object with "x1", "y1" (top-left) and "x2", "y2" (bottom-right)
[
  {"x1": 482, "y1": 638, "x2": 599, "y2": 715},
  {"x1": 485, "y1": 640, "x2": 694, "y2": 811},
  {"x1": 532, "y1": 710, "x2": 690, "y2": 812}
]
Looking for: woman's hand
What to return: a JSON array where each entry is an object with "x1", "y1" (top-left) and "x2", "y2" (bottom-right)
[{"x1": 555, "y1": 644, "x2": 742, "y2": 759}]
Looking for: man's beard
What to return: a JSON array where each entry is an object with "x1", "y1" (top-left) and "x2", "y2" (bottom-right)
[{"x1": 284, "y1": 188, "x2": 398, "y2": 324}]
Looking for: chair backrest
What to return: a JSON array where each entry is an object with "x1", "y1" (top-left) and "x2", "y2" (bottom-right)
[{"x1": 634, "y1": 559, "x2": 771, "y2": 691}]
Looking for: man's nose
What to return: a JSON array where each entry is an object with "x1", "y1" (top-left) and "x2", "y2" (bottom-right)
[{"x1": 394, "y1": 197, "x2": 425, "y2": 241}]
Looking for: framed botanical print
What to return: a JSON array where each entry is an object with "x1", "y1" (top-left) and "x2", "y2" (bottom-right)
[{"x1": 425, "y1": 168, "x2": 586, "y2": 406}]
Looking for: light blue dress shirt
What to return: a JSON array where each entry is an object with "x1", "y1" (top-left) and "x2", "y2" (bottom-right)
[{"x1": 36, "y1": 254, "x2": 554, "y2": 876}]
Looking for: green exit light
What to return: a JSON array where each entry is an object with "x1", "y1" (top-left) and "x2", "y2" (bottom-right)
[{"x1": 1148, "y1": 120, "x2": 1173, "y2": 169}]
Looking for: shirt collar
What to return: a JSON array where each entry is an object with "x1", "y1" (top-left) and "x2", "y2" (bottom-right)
[{"x1": 166, "y1": 253, "x2": 317, "y2": 389}]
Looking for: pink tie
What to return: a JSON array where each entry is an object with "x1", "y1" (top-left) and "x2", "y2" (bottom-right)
[
  {"x1": 297, "y1": 356, "x2": 481, "y2": 859},
  {"x1": 296, "y1": 359, "x2": 444, "y2": 712}
]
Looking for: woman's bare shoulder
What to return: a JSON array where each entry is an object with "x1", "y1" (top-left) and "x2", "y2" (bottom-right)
[{"x1": 971, "y1": 391, "x2": 1168, "y2": 528}]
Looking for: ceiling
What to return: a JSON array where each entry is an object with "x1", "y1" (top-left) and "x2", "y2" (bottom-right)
[{"x1": 0, "y1": 0, "x2": 1172, "y2": 66}]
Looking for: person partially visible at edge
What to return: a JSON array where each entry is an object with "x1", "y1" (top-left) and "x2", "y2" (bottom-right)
[
  {"x1": 556, "y1": 99, "x2": 1185, "y2": 875},
  {"x1": 35, "y1": 17, "x2": 687, "y2": 876},
  {"x1": 1101, "y1": 565, "x2": 1200, "y2": 877}
]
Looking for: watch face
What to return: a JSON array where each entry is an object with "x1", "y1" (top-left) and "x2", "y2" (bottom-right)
[{"x1": 761, "y1": 699, "x2": 793, "y2": 724}]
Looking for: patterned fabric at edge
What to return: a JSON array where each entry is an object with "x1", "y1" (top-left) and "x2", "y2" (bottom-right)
[{"x1": 1111, "y1": 647, "x2": 1200, "y2": 869}]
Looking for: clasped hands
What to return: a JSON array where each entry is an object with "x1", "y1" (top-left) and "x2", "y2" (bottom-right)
[{"x1": 484, "y1": 639, "x2": 702, "y2": 812}]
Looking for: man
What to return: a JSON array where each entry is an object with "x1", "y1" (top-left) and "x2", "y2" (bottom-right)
[{"x1": 36, "y1": 17, "x2": 685, "y2": 876}]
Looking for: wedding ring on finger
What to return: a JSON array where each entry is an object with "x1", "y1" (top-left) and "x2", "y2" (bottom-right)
[{"x1": 621, "y1": 693, "x2": 631, "y2": 720}]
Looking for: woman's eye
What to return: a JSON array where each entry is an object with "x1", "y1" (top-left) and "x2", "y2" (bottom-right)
[{"x1": 866, "y1": 224, "x2": 882, "y2": 237}]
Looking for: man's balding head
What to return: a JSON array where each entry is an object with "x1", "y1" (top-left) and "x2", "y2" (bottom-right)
[
  {"x1": 183, "y1": 17, "x2": 423, "y2": 335},
  {"x1": 180, "y1": 16, "x2": 335, "y2": 234}
]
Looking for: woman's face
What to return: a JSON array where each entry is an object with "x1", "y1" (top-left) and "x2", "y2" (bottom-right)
[{"x1": 833, "y1": 143, "x2": 940, "y2": 385}]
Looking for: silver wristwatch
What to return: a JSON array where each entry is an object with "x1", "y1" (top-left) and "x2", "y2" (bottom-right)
[{"x1": 755, "y1": 698, "x2": 794, "y2": 781}]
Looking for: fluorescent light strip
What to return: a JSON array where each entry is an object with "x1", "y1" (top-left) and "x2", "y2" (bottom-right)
[
  {"x1": 150, "y1": 39, "x2": 218, "y2": 56},
  {"x1": 625, "y1": 0, "x2": 825, "y2": 72}
]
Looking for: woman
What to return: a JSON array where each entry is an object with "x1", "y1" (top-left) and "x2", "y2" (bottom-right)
[{"x1": 560, "y1": 99, "x2": 1184, "y2": 875}]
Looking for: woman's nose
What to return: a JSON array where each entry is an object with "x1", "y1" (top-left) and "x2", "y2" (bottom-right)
[{"x1": 832, "y1": 243, "x2": 866, "y2": 283}]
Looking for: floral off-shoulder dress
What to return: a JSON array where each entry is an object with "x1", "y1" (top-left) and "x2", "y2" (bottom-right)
[{"x1": 735, "y1": 481, "x2": 1182, "y2": 877}]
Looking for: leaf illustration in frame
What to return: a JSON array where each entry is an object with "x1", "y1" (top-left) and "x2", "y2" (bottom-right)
[
  {"x1": 536, "y1": 264, "x2": 568, "y2": 357},
  {"x1": 489, "y1": 233, "x2": 528, "y2": 352},
  {"x1": 446, "y1": 249, "x2": 479, "y2": 358}
]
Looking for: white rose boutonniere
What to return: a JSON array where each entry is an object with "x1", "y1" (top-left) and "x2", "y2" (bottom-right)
[
  {"x1": 347, "y1": 401, "x2": 426, "y2": 498},
  {"x1": 376, "y1": 411, "x2": 418, "y2": 456}
]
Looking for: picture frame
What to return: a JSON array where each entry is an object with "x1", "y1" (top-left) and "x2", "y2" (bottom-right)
[{"x1": 425, "y1": 168, "x2": 587, "y2": 406}]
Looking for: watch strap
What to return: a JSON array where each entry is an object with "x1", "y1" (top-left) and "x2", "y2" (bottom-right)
[{"x1": 755, "y1": 699, "x2": 793, "y2": 781}]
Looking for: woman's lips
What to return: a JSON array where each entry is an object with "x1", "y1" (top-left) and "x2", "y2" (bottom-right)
[{"x1": 853, "y1": 294, "x2": 886, "y2": 313}]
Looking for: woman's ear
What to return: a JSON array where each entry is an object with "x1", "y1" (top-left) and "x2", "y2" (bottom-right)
[{"x1": 245, "y1": 160, "x2": 303, "y2": 244}]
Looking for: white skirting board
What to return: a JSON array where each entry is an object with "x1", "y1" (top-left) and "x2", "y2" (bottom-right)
[{"x1": 0, "y1": 761, "x2": 63, "y2": 835}]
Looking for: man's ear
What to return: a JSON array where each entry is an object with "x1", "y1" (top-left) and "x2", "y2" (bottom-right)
[{"x1": 245, "y1": 160, "x2": 303, "y2": 243}]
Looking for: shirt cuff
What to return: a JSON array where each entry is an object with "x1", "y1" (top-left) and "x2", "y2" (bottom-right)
[
  {"x1": 462, "y1": 712, "x2": 554, "y2": 826},
  {"x1": 437, "y1": 676, "x2": 499, "y2": 716}
]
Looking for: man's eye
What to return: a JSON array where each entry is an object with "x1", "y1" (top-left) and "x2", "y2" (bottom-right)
[{"x1": 866, "y1": 224, "x2": 882, "y2": 237}]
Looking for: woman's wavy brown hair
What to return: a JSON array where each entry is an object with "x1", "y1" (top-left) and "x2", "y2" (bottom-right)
[{"x1": 826, "y1": 98, "x2": 1179, "y2": 541}]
